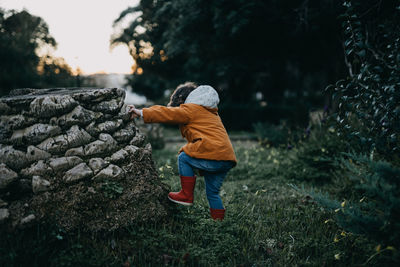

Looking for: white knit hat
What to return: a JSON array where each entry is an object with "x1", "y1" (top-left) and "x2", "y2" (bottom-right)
[{"x1": 184, "y1": 85, "x2": 220, "y2": 108}]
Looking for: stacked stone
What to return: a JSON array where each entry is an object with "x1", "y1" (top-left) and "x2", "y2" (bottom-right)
[{"x1": 0, "y1": 88, "x2": 168, "y2": 231}]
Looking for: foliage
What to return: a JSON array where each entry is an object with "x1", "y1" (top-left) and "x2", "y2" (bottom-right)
[
  {"x1": 0, "y1": 9, "x2": 75, "y2": 95},
  {"x1": 282, "y1": 124, "x2": 347, "y2": 183},
  {"x1": 327, "y1": 0, "x2": 400, "y2": 156},
  {"x1": 253, "y1": 121, "x2": 290, "y2": 147},
  {"x1": 101, "y1": 180, "x2": 124, "y2": 199},
  {"x1": 305, "y1": 153, "x2": 400, "y2": 264},
  {"x1": 112, "y1": 0, "x2": 346, "y2": 127}
]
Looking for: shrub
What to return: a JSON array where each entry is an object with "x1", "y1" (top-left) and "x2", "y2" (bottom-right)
[
  {"x1": 252, "y1": 121, "x2": 289, "y2": 147},
  {"x1": 307, "y1": 153, "x2": 400, "y2": 260},
  {"x1": 327, "y1": 0, "x2": 400, "y2": 158}
]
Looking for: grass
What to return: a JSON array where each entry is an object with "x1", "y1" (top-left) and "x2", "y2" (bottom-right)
[{"x1": 1, "y1": 139, "x2": 387, "y2": 266}]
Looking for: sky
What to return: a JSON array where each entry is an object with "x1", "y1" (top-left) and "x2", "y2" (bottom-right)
[{"x1": 0, "y1": 0, "x2": 139, "y2": 74}]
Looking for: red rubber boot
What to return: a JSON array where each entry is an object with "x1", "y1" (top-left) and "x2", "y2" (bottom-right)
[
  {"x1": 210, "y1": 208, "x2": 225, "y2": 221},
  {"x1": 168, "y1": 176, "x2": 196, "y2": 206}
]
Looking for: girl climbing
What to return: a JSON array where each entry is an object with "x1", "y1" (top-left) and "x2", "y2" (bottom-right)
[{"x1": 128, "y1": 82, "x2": 236, "y2": 220}]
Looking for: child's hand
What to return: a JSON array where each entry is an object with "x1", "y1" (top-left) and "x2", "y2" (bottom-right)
[{"x1": 127, "y1": 105, "x2": 141, "y2": 119}]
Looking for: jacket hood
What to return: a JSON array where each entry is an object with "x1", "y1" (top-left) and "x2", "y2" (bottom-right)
[{"x1": 184, "y1": 85, "x2": 220, "y2": 108}]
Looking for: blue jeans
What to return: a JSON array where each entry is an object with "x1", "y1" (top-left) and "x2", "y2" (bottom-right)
[{"x1": 178, "y1": 152, "x2": 234, "y2": 209}]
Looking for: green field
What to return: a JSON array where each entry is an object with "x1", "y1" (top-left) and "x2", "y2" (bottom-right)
[{"x1": 3, "y1": 131, "x2": 398, "y2": 266}]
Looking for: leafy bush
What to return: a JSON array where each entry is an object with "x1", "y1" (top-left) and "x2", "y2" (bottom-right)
[
  {"x1": 281, "y1": 124, "x2": 347, "y2": 183},
  {"x1": 327, "y1": 0, "x2": 400, "y2": 157},
  {"x1": 306, "y1": 153, "x2": 400, "y2": 264},
  {"x1": 252, "y1": 121, "x2": 289, "y2": 147}
]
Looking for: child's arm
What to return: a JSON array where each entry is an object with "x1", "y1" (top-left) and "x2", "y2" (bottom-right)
[{"x1": 128, "y1": 105, "x2": 191, "y2": 124}]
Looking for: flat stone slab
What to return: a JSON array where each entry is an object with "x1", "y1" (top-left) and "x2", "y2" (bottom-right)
[
  {"x1": 10, "y1": 123, "x2": 61, "y2": 145},
  {"x1": 63, "y1": 163, "x2": 93, "y2": 183},
  {"x1": 93, "y1": 164, "x2": 124, "y2": 180}
]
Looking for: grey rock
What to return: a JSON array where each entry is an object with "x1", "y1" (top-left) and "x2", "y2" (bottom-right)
[
  {"x1": 30, "y1": 95, "x2": 77, "y2": 118},
  {"x1": 63, "y1": 163, "x2": 93, "y2": 183},
  {"x1": 117, "y1": 104, "x2": 132, "y2": 122},
  {"x1": 92, "y1": 164, "x2": 124, "y2": 180},
  {"x1": 20, "y1": 160, "x2": 52, "y2": 177},
  {"x1": 10, "y1": 123, "x2": 61, "y2": 145},
  {"x1": 84, "y1": 140, "x2": 107, "y2": 156},
  {"x1": 65, "y1": 146, "x2": 85, "y2": 157},
  {"x1": 0, "y1": 208, "x2": 10, "y2": 223},
  {"x1": 144, "y1": 143, "x2": 152, "y2": 153},
  {"x1": 92, "y1": 98, "x2": 122, "y2": 113},
  {"x1": 124, "y1": 145, "x2": 139, "y2": 156},
  {"x1": 84, "y1": 122, "x2": 97, "y2": 136},
  {"x1": 57, "y1": 105, "x2": 102, "y2": 128},
  {"x1": 0, "y1": 198, "x2": 7, "y2": 208},
  {"x1": 113, "y1": 122, "x2": 136, "y2": 143},
  {"x1": 84, "y1": 133, "x2": 117, "y2": 156},
  {"x1": 71, "y1": 88, "x2": 124, "y2": 103},
  {"x1": 0, "y1": 101, "x2": 11, "y2": 114},
  {"x1": 20, "y1": 214, "x2": 35, "y2": 225},
  {"x1": 0, "y1": 114, "x2": 35, "y2": 131},
  {"x1": 110, "y1": 149, "x2": 129, "y2": 163},
  {"x1": 87, "y1": 187, "x2": 96, "y2": 194},
  {"x1": 0, "y1": 163, "x2": 18, "y2": 189},
  {"x1": 37, "y1": 125, "x2": 92, "y2": 154},
  {"x1": 85, "y1": 119, "x2": 123, "y2": 136},
  {"x1": 0, "y1": 145, "x2": 29, "y2": 170},
  {"x1": 130, "y1": 133, "x2": 146, "y2": 147},
  {"x1": 48, "y1": 156, "x2": 83, "y2": 172},
  {"x1": 97, "y1": 119, "x2": 123, "y2": 134},
  {"x1": 26, "y1": 146, "x2": 52, "y2": 162},
  {"x1": 32, "y1": 176, "x2": 51, "y2": 194},
  {"x1": 88, "y1": 158, "x2": 108, "y2": 174}
]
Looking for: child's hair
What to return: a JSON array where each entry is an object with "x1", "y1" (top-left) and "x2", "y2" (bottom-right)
[{"x1": 167, "y1": 82, "x2": 197, "y2": 107}]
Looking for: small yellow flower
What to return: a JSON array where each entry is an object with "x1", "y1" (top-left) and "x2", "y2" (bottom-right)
[
  {"x1": 340, "y1": 231, "x2": 346, "y2": 237},
  {"x1": 334, "y1": 208, "x2": 340, "y2": 213},
  {"x1": 321, "y1": 148, "x2": 326, "y2": 153},
  {"x1": 334, "y1": 253, "x2": 341, "y2": 260},
  {"x1": 341, "y1": 201, "x2": 346, "y2": 207},
  {"x1": 334, "y1": 236, "x2": 339, "y2": 242},
  {"x1": 376, "y1": 244, "x2": 381, "y2": 252},
  {"x1": 324, "y1": 219, "x2": 332, "y2": 224},
  {"x1": 273, "y1": 159, "x2": 279, "y2": 164},
  {"x1": 386, "y1": 246, "x2": 396, "y2": 251}
]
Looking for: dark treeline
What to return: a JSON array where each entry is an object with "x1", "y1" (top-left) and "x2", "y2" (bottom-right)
[
  {"x1": 0, "y1": 9, "x2": 76, "y2": 96},
  {"x1": 112, "y1": 0, "x2": 398, "y2": 130}
]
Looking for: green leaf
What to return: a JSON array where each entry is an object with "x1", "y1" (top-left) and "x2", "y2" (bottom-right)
[{"x1": 356, "y1": 50, "x2": 366, "y2": 58}]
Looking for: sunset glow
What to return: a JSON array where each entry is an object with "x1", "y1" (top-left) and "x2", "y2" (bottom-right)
[{"x1": 0, "y1": 0, "x2": 139, "y2": 74}]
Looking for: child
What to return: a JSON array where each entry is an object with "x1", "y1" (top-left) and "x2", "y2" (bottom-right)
[{"x1": 129, "y1": 82, "x2": 237, "y2": 220}]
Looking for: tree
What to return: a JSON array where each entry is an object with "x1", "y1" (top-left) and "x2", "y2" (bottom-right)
[
  {"x1": 0, "y1": 9, "x2": 75, "y2": 96},
  {"x1": 112, "y1": 1, "x2": 346, "y2": 116}
]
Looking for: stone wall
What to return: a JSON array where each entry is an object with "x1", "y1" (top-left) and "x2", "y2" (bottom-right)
[{"x1": 0, "y1": 88, "x2": 169, "y2": 232}]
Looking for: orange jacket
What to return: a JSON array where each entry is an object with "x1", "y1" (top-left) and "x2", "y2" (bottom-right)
[{"x1": 142, "y1": 103, "x2": 237, "y2": 164}]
